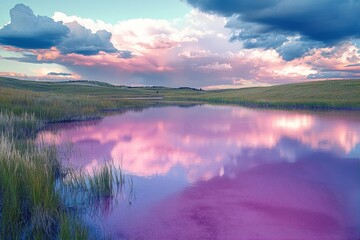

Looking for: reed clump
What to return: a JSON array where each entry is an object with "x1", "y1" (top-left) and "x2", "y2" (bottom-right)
[
  {"x1": 0, "y1": 111, "x2": 43, "y2": 139},
  {"x1": 0, "y1": 134, "x2": 63, "y2": 239},
  {"x1": 0, "y1": 111, "x2": 125, "y2": 239}
]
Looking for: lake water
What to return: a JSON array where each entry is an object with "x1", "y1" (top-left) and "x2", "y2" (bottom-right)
[{"x1": 38, "y1": 105, "x2": 360, "y2": 240}]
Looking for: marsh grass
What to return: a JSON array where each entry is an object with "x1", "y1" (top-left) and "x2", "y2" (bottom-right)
[
  {"x1": 61, "y1": 161, "x2": 127, "y2": 216},
  {"x1": 0, "y1": 112, "x2": 126, "y2": 239},
  {"x1": 0, "y1": 111, "x2": 43, "y2": 139},
  {"x1": 0, "y1": 135, "x2": 61, "y2": 239},
  {"x1": 88, "y1": 162, "x2": 124, "y2": 199},
  {"x1": 59, "y1": 214, "x2": 89, "y2": 240}
]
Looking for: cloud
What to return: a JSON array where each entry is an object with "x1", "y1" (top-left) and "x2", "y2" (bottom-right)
[
  {"x1": 308, "y1": 71, "x2": 360, "y2": 79},
  {"x1": 2, "y1": 7, "x2": 360, "y2": 88},
  {"x1": 47, "y1": 72, "x2": 72, "y2": 76},
  {"x1": 226, "y1": 18, "x2": 325, "y2": 60},
  {"x1": 186, "y1": 0, "x2": 360, "y2": 60},
  {"x1": 58, "y1": 21, "x2": 117, "y2": 55},
  {"x1": 0, "y1": 71, "x2": 81, "y2": 81},
  {"x1": 276, "y1": 37, "x2": 324, "y2": 61},
  {"x1": 203, "y1": 79, "x2": 271, "y2": 90},
  {"x1": 186, "y1": 0, "x2": 360, "y2": 43},
  {"x1": 111, "y1": 18, "x2": 182, "y2": 55},
  {"x1": 118, "y1": 50, "x2": 133, "y2": 59},
  {"x1": 0, "y1": 71, "x2": 27, "y2": 78},
  {"x1": 0, "y1": 4, "x2": 69, "y2": 49},
  {"x1": 40, "y1": 10, "x2": 318, "y2": 86},
  {"x1": 52, "y1": 12, "x2": 113, "y2": 33},
  {"x1": 197, "y1": 62, "x2": 232, "y2": 72},
  {"x1": 293, "y1": 43, "x2": 360, "y2": 80},
  {"x1": 0, "y1": 5, "x2": 118, "y2": 56}
]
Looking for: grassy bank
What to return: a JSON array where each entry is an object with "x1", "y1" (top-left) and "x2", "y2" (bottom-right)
[
  {"x1": 1, "y1": 77, "x2": 360, "y2": 111},
  {"x1": 186, "y1": 80, "x2": 360, "y2": 109},
  {"x1": 0, "y1": 80, "x2": 166, "y2": 123}
]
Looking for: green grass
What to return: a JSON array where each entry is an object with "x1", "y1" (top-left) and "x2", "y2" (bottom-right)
[
  {"x1": 88, "y1": 162, "x2": 122, "y2": 199},
  {"x1": 63, "y1": 161, "x2": 125, "y2": 205},
  {"x1": 0, "y1": 112, "x2": 126, "y2": 239},
  {"x1": 0, "y1": 134, "x2": 61, "y2": 239},
  {"x1": 59, "y1": 214, "x2": 89, "y2": 240},
  {"x1": 1, "y1": 77, "x2": 360, "y2": 112},
  {"x1": 0, "y1": 111, "x2": 42, "y2": 139},
  {"x1": 0, "y1": 77, "x2": 195, "y2": 123},
  {"x1": 184, "y1": 80, "x2": 360, "y2": 109},
  {"x1": 0, "y1": 84, "x2": 158, "y2": 123}
]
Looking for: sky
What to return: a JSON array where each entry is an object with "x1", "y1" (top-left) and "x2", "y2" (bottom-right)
[{"x1": 0, "y1": 1, "x2": 360, "y2": 89}]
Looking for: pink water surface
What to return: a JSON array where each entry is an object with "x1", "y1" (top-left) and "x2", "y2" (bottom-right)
[{"x1": 38, "y1": 105, "x2": 360, "y2": 239}]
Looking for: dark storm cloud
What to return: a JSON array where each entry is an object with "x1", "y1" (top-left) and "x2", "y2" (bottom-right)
[
  {"x1": 276, "y1": 37, "x2": 325, "y2": 61},
  {"x1": 186, "y1": 0, "x2": 360, "y2": 60},
  {"x1": 58, "y1": 22, "x2": 117, "y2": 55},
  {"x1": 227, "y1": 20, "x2": 287, "y2": 49},
  {"x1": 0, "y1": 4, "x2": 69, "y2": 49},
  {"x1": 186, "y1": 0, "x2": 278, "y2": 16},
  {"x1": 226, "y1": 18, "x2": 325, "y2": 60},
  {"x1": 4, "y1": 53, "x2": 40, "y2": 63},
  {"x1": 0, "y1": 4, "x2": 118, "y2": 56},
  {"x1": 187, "y1": 0, "x2": 360, "y2": 42}
]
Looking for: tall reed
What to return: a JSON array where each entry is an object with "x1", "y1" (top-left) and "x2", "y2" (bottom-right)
[
  {"x1": 0, "y1": 111, "x2": 126, "y2": 239},
  {"x1": 0, "y1": 111, "x2": 42, "y2": 139},
  {"x1": 0, "y1": 134, "x2": 61, "y2": 239}
]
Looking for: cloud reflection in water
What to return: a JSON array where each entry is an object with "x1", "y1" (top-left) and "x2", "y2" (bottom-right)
[{"x1": 38, "y1": 105, "x2": 360, "y2": 239}]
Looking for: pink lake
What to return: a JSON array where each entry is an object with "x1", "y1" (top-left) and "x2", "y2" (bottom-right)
[{"x1": 38, "y1": 105, "x2": 360, "y2": 240}]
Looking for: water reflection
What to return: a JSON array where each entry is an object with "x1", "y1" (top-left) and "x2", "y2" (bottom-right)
[
  {"x1": 123, "y1": 153, "x2": 359, "y2": 240},
  {"x1": 38, "y1": 105, "x2": 360, "y2": 239}
]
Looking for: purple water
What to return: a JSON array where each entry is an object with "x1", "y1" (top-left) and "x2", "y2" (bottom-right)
[{"x1": 38, "y1": 105, "x2": 360, "y2": 240}]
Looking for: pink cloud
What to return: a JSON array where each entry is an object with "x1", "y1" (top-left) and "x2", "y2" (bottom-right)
[
  {"x1": 0, "y1": 71, "x2": 27, "y2": 78},
  {"x1": 0, "y1": 70, "x2": 81, "y2": 81},
  {"x1": 36, "y1": 47, "x2": 61, "y2": 61},
  {"x1": 302, "y1": 44, "x2": 360, "y2": 78}
]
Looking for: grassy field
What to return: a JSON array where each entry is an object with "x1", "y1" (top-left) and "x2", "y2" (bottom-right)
[
  {"x1": 187, "y1": 80, "x2": 360, "y2": 109},
  {"x1": 1, "y1": 77, "x2": 360, "y2": 114},
  {"x1": 0, "y1": 77, "x2": 205, "y2": 123}
]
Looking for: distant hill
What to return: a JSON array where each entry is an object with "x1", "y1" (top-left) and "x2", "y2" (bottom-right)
[
  {"x1": 61, "y1": 80, "x2": 115, "y2": 87},
  {"x1": 1, "y1": 77, "x2": 360, "y2": 110}
]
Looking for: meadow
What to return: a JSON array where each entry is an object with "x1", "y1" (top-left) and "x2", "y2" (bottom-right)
[
  {"x1": 1, "y1": 77, "x2": 360, "y2": 114},
  {"x1": 1, "y1": 76, "x2": 360, "y2": 239}
]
